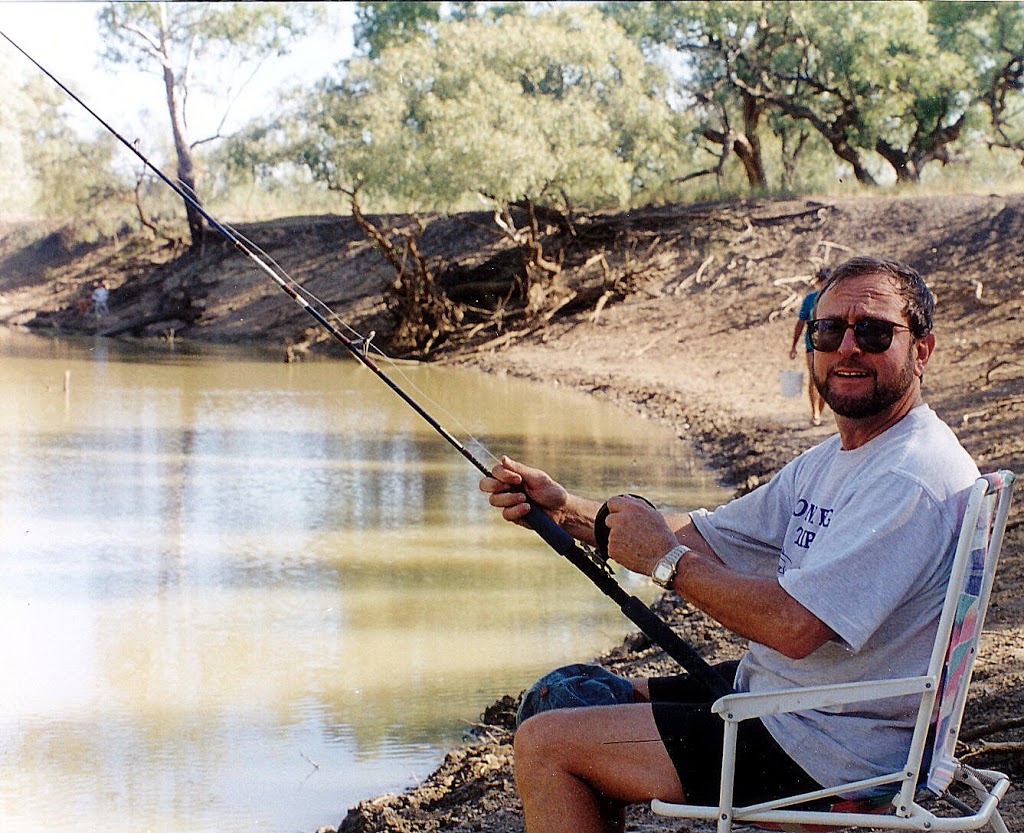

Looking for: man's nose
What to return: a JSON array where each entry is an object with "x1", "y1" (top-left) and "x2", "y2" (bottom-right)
[{"x1": 837, "y1": 325, "x2": 862, "y2": 355}]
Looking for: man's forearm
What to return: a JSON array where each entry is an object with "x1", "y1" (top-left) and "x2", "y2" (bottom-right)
[
  {"x1": 791, "y1": 320, "x2": 805, "y2": 351},
  {"x1": 670, "y1": 549, "x2": 835, "y2": 659}
]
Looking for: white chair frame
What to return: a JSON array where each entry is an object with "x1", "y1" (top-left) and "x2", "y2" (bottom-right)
[{"x1": 652, "y1": 470, "x2": 1016, "y2": 833}]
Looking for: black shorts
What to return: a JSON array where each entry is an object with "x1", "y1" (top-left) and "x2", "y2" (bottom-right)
[{"x1": 649, "y1": 660, "x2": 823, "y2": 806}]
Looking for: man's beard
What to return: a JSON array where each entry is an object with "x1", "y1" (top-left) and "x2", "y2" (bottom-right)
[{"x1": 814, "y1": 348, "x2": 917, "y2": 419}]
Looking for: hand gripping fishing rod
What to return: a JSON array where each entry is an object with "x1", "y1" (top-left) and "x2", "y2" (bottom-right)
[{"x1": 4, "y1": 31, "x2": 733, "y2": 700}]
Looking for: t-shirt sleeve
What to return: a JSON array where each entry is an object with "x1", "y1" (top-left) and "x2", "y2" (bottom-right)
[
  {"x1": 798, "y1": 292, "x2": 817, "y2": 321},
  {"x1": 779, "y1": 480, "x2": 949, "y2": 652},
  {"x1": 690, "y1": 464, "x2": 797, "y2": 579}
]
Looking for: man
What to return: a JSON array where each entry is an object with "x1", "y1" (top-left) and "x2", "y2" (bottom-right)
[
  {"x1": 789, "y1": 267, "x2": 830, "y2": 425},
  {"x1": 480, "y1": 256, "x2": 979, "y2": 833},
  {"x1": 91, "y1": 280, "x2": 110, "y2": 316}
]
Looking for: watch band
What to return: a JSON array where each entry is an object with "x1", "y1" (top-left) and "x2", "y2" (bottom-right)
[{"x1": 652, "y1": 544, "x2": 689, "y2": 588}]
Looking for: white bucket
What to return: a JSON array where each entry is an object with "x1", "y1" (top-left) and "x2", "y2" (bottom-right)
[{"x1": 779, "y1": 370, "x2": 804, "y2": 398}]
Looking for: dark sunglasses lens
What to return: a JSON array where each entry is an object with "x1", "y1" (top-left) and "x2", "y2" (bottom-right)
[
  {"x1": 853, "y1": 320, "x2": 895, "y2": 353},
  {"x1": 809, "y1": 320, "x2": 843, "y2": 352}
]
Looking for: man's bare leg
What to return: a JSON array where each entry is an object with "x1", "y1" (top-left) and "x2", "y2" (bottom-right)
[{"x1": 513, "y1": 703, "x2": 685, "y2": 833}]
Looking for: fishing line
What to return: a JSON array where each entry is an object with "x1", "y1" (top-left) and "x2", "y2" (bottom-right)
[
  {"x1": 2, "y1": 26, "x2": 495, "y2": 478},
  {"x1": 2, "y1": 29, "x2": 733, "y2": 699},
  {"x1": 215, "y1": 213, "x2": 500, "y2": 467}
]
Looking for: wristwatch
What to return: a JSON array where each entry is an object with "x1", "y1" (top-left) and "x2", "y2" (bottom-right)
[{"x1": 651, "y1": 544, "x2": 689, "y2": 588}]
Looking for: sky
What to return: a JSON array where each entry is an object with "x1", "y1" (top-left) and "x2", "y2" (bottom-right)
[{"x1": 0, "y1": 1, "x2": 357, "y2": 142}]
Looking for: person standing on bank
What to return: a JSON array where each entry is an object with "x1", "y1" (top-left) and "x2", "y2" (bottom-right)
[
  {"x1": 789, "y1": 267, "x2": 830, "y2": 425},
  {"x1": 480, "y1": 256, "x2": 979, "y2": 833}
]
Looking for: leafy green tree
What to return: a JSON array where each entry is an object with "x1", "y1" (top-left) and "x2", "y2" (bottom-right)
[
  {"x1": 0, "y1": 51, "x2": 37, "y2": 212},
  {"x1": 610, "y1": 1, "x2": 988, "y2": 186},
  {"x1": 931, "y1": 1, "x2": 1024, "y2": 164},
  {"x1": 280, "y1": 5, "x2": 689, "y2": 210},
  {"x1": 354, "y1": 1, "x2": 442, "y2": 58},
  {"x1": 353, "y1": 2, "x2": 525, "y2": 58},
  {"x1": 19, "y1": 77, "x2": 128, "y2": 226},
  {"x1": 780, "y1": 1, "x2": 975, "y2": 184},
  {"x1": 607, "y1": 0, "x2": 774, "y2": 189},
  {"x1": 230, "y1": 4, "x2": 693, "y2": 346},
  {"x1": 0, "y1": 63, "x2": 133, "y2": 238},
  {"x1": 97, "y1": 1, "x2": 317, "y2": 247}
]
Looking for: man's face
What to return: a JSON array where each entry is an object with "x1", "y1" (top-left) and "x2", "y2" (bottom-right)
[{"x1": 811, "y1": 273, "x2": 931, "y2": 419}]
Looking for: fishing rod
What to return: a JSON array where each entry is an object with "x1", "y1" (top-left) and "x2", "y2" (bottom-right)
[{"x1": 2, "y1": 30, "x2": 733, "y2": 700}]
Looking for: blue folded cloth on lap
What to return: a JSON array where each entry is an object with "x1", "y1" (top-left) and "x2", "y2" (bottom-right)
[{"x1": 516, "y1": 663, "x2": 635, "y2": 727}]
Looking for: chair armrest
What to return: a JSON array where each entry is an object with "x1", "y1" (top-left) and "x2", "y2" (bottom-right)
[{"x1": 712, "y1": 675, "x2": 935, "y2": 721}]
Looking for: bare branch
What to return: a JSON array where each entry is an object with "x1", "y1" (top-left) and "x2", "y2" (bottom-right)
[{"x1": 960, "y1": 715, "x2": 1024, "y2": 742}]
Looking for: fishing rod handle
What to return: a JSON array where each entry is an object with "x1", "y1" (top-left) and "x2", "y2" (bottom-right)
[{"x1": 522, "y1": 504, "x2": 578, "y2": 556}]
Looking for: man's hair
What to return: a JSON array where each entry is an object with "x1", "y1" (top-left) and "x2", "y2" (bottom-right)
[{"x1": 817, "y1": 256, "x2": 934, "y2": 338}]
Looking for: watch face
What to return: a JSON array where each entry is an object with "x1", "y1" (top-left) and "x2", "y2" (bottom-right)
[{"x1": 653, "y1": 547, "x2": 685, "y2": 586}]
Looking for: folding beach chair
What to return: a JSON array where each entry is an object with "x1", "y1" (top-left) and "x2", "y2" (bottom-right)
[{"x1": 651, "y1": 470, "x2": 1017, "y2": 833}]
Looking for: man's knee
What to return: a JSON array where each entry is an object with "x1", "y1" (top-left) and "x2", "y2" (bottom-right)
[{"x1": 514, "y1": 710, "x2": 559, "y2": 765}]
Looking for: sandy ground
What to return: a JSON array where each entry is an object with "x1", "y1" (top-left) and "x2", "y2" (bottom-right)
[{"x1": 1, "y1": 194, "x2": 1021, "y2": 832}]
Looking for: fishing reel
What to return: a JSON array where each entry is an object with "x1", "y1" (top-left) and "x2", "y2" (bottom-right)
[{"x1": 592, "y1": 493, "x2": 658, "y2": 570}]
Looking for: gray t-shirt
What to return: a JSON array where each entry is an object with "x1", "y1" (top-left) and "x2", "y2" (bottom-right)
[{"x1": 690, "y1": 405, "x2": 979, "y2": 790}]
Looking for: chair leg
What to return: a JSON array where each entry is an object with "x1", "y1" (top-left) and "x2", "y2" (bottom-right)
[
  {"x1": 987, "y1": 809, "x2": 1009, "y2": 833},
  {"x1": 716, "y1": 721, "x2": 739, "y2": 833}
]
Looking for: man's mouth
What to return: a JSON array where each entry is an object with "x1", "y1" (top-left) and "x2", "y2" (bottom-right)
[{"x1": 832, "y1": 367, "x2": 873, "y2": 380}]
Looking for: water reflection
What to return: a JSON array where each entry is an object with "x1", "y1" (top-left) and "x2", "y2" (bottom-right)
[{"x1": 0, "y1": 332, "x2": 729, "y2": 833}]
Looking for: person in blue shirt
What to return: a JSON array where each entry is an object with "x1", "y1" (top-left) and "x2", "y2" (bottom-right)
[{"x1": 789, "y1": 268, "x2": 830, "y2": 425}]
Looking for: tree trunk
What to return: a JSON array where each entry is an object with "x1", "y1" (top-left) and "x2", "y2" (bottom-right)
[
  {"x1": 162, "y1": 58, "x2": 204, "y2": 248},
  {"x1": 736, "y1": 92, "x2": 768, "y2": 189},
  {"x1": 875, "y1": 114, "x2": 965, "y2": 184},
  {"x1": 875, "y1": 140, "x2": 920, "y2": 183},
  {"x1": 828, "y1": 136, "x2": 877, "y2": 186}
]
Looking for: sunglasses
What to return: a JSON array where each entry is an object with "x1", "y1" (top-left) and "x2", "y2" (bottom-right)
[{"x1": 808, "y1": 317, "x2": 912, "y2": 353}]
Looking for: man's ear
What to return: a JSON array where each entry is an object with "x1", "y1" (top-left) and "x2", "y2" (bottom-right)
[{"x1": 915, "y1": 332, "x2": 936, "y2": 378}]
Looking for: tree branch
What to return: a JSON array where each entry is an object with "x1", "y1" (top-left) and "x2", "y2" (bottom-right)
[{"x1": 961, "y1": 715, "x2": 1024, "y2": 742}]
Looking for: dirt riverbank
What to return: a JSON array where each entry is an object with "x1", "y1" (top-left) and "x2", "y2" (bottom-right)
[{"x1": 1, "y1": 194, "x2": 1021, "y2": 832}]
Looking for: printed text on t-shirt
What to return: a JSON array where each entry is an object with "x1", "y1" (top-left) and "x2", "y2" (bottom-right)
[{"x1": 779, "y1": 498, "x2": 835, "y2": 574}]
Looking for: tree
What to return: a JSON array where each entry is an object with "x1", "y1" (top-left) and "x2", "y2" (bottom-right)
[
  {"x1": 607, "y1": 0, "x2": 774, "y2": 189},
  {"x1": 354, "y1": 1, "x2": 442, "y2": 58},
  {"x1": 0, "y1": 51, "x2": 39, "y2": 212},
  {"x1": 931, "y1": 1, "x2": 1024, "y2": 165},
  {"x1": 97, "y1": 1, "x2": 317, "y2": 248},
  {"x1": 610, "y1": 1, "x2": 984, "y2": 187},
  {"x1": 778, "y1": 1, "x2": 975, "y2": 184},
  {"x1": 291, "y1": 5, "x2": 689, "y2": 210},
  {"x1": 19, "y1": 76, "x2": 129, "y2": 228},
  {"x1": 352, "y1": 2, "x2": 521, "y2": 58},
  {"x1": 0, "y1": 61, "x2": 134, "y2": 238}
]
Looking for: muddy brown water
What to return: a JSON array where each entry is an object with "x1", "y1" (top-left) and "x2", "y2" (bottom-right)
[{"x1": 0, "y1": 331, "x2": 728, "y2": 833}]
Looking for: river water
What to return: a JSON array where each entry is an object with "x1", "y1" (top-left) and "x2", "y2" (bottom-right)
[{"x1": 0, "y1": 331, "x2": 728, "y2": 833}]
